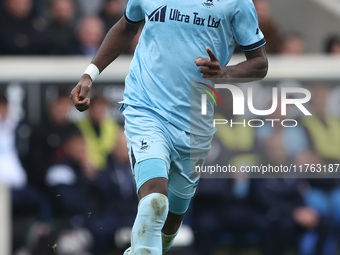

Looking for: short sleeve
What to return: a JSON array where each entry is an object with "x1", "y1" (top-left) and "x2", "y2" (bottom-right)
[
  {"x1": 125, "y1": 0, "x2": 145, "y2": 24},
  {"x1": 232, "y1": 0, "x2": 266, "y2": 51}
]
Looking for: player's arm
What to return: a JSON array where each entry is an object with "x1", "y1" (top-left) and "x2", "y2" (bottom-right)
[
  {"x1": 70, "y1": 17, "x2": 142, "y2": 112},
  {"x1": 195, "y1": 45, "x2": 268, "y2": 81}
]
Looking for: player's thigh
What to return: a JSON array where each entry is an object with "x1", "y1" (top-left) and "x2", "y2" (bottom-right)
[
  {"x1": 122, "y1": 105, "x2": 172, "y2": 197},
  {"x1": 168, "y1": 132, "x2": 212, "y2": 206},
  {"x1": 138, "y1": 177, "x2": 168, "y2": 200}
]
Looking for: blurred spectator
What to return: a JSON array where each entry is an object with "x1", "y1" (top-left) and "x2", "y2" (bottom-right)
[
  {"x1": 256, "y1": 93, "x2": 308, "y2": 158},
  {"x1": 301, "y1": 85, "x2": 340, "y2": 163},
  {"x1": 53, "y1": 228, "x2": 93, "y2": 255},
  {"x1": 77, "y1": 96, "x2": 121, "y2": 170},
  {"x1": 42, "y1": 0, "x2": 78, "y2": 55},
  {"x1": 0, "y1": 91, "x2": 52, "y2": 254},
  {"x1": 192, "y1": 177, "x2": 270, "y2": 255},
  {"x1": 33, "y1": 0, "x2": 52, "y2": 18},
  {"x1": 44, "y1": 134, "x2": 97, "y2": 254},
  {"x1": 299, "y1": 85, "x2": 340, "y2": 255},
  {"x1": 25, "y1": 94, "x2": 80, "y2": 191},
  {"x1": 0, "y1": 0, "x2": 46, "y2": 55},
  {"x1": 75, "y1": 0, "x2": 104, "y2": 16},
  {"x1": 72, "y1": 15, "x2": 105, "y2": 56},
  {"x1": 279, "y1": 32, "x2": 305, "y2": 55},
  {"x1": 0, "y1": 91, "x2": 51, "y2": 219},
  {"x1": 88, "y1": 131, "x2": 137, "y2": 253},
  {"x1": 0, "y1": 92, "x2": 26, "y2": 190},
  {"x1": 45, "y1": 134, "x2": 98, "y2": 218},
  {"x1": 45, "y1": 131, "x2": 137, "y2": 254},
  {"x1": 253, "y1": 0, "x2": 281, "y2": 54},
  {"x1": 251, "y1": 133, "x2": 330, "y2": 255},
  {"x1": 324, "y1": 35, "x2": 340, "y2": 55},
  {"x1": 293, "y1": 150, "x2": 337, "y2": 255},
  {"x1": 99, "y1": 129, "x2": 136, "y2": 217},
  {"x1": 209, "y1": 90, "x2": 262, "y2": 174},
  {"x1": 99, "y1": 0, "x2": 124, "y2": 33},
  {"x1": 191, "y1": 92, "x2": 265, "y2": 255}
]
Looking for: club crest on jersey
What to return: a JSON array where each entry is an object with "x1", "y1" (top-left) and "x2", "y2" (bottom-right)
[{"x1": 202, "y1": 0, "x2": 214, "y2": 8}]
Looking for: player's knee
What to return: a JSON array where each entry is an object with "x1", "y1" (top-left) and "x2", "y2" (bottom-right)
[
  {"x1": 149, "y1": 193, "x2": 169, "y2": 220},
  {"x1": 168, "y1": 190, "x2": 191, "y2": 215},
  {"x1": 135, "y1": 248, "x2": 154, "y2": 255},
  {"x1": 139, "y1": 193, "x2": 169, "y2": 222}
]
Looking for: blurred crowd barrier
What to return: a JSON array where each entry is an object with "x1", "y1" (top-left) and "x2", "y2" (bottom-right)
[
  {"x1": 1, "y1": 55, "x2": 340, "y2": 124},
  {"x1": 0, "y1": 183, "x2": 11, "y2": 255}
]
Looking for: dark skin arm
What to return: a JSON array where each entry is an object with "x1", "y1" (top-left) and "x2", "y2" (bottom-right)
[
  {"x1": 70, "y1": 17, "x2": 142, "y2": 112},
  {"x1": 195, "y1": 45, "x2": 268, "y2": 81},
  {"x1": 71, "y1": 17, "x2": 267, "y2": 111}
]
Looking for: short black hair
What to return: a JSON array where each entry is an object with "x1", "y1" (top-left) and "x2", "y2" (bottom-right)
[
  {"x1": 324, "y1": 35, "x2": 340, "y2": 53},
  {"x1": 0, "y1": 92, "x2": 8, "y2": 105}
]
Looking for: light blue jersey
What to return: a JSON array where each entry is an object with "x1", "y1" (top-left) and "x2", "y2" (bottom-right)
[{"x1": 122, "y1": 0, "x2": 265, "y2": 135}]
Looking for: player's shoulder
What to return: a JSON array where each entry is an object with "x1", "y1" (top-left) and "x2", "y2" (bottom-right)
[
  {"x1": 232, "y1": 0, "x2": 257, "y2": 15},
  {"x1": 233, "y1": 0, "x2": 256, "y2": 8}
]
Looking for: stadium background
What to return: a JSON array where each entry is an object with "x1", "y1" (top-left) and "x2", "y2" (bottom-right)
[{"x1": 1, "y1": 0, "x2": 340, "y2": 255}]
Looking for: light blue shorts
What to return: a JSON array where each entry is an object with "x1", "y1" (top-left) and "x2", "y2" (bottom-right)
[{"x1": 121, "y1": 104, "x2": 212, "y2": 200}]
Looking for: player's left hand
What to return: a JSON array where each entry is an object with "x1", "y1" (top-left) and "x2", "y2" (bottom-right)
[{"x1": 195, "y1": 47, "x2": 225, "y2": 78}]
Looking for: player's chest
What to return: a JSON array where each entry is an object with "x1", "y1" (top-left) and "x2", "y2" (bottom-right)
[{"x1": 141, "y1": 0, "x2": 235, "y2": 28}]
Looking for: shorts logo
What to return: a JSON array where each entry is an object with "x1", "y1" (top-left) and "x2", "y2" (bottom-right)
[{"x1": 140, "y1": 138, "x2": 151, "y2": 151}]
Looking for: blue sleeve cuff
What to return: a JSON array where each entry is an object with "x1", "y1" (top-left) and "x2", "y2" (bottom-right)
[
  {"x1": 240, "y1": 38, "x2": 266, "y2": 51},
  {"x1": 124, "y1": 9, "x2": 144, "y2": 24}
]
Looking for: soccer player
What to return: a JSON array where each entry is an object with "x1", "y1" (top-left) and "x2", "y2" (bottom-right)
[{"x1": 70, "y1": 0, "x2": 268, "y2": 254}]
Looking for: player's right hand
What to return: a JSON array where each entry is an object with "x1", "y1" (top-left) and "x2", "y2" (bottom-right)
[
  {"x1": 70, "y1": 74, "x2": 92, "y2": 112},
  {"x1": 195, "y1": 47, "x2": 223, "y2": 79}
]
